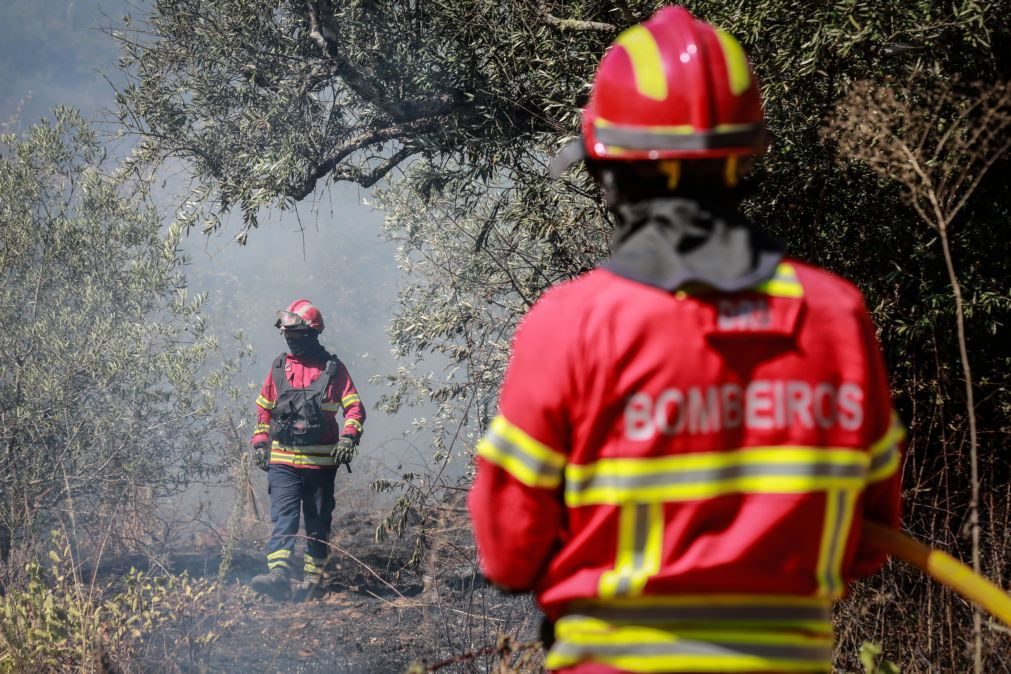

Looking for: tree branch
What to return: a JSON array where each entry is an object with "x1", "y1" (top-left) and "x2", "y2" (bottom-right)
[
  {"x1": 305, "y1": 0, "x2": 466, "y2": 122},
  {"x1": 331, "y1": 145, "x2": 415, "y2": 189},
  {"x1": 541, "y1": 12, "x2": 617, "y2": 32},
  {"x1": 287, "y1": 119, "x2": 434, "y2": 199}
]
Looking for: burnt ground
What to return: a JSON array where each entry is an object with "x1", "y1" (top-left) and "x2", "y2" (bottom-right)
[{"x1": 103, "y1": 508, "x2": 542, "y2": 674}]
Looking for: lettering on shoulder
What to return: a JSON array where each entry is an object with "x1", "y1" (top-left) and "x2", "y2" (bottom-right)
[
  {"x1": 625, "y1": 381, "x2": 864, "y2": 440},
  {"x1": 717, "y1": 298, "x2": 771, "y2": 331}
]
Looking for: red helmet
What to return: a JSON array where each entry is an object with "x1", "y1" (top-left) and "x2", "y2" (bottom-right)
[
  {"x1": 552, "y1": 6, "x2": 767, "y2": 176},
  {"x1": 275, "y1": 299, "x2": 324, "y2": 333}
]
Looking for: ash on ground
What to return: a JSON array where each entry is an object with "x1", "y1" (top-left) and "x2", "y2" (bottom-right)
[{"x1": 116, "y1": 504, "x2": 542, "y2": 673}]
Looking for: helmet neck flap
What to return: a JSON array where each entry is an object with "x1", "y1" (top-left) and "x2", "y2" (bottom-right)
[{"x1": 603, "y1": 195, "x2": 783, "y2": 294}]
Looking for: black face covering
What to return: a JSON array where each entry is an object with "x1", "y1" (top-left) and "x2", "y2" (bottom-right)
[
  {"x1": 603, "y1": 196, "x2": 783, "y2": 293},
  {"x1": 284, "y1": 330, "x2": 325, "y2": 358}
]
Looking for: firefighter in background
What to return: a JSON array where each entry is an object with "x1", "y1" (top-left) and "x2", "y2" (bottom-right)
[
  {"x1": 468, "y1": 6, "x2": 903, "y2": 673},
  {"x1": 249, "y1": 299, "x2": 365, "y2": 601}
]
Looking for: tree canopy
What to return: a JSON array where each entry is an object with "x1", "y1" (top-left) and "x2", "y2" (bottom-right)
[{"x1": 0, "y1": 108, "x2": 246, "y2": 565}]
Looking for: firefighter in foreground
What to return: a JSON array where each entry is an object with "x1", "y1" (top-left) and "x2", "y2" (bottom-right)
[
  {"x1": 249, "y1": 299, "x2": 365, "y2": 601},
  {"x1": 468, "y1": 6, "x2": 903, "y2": 673}
]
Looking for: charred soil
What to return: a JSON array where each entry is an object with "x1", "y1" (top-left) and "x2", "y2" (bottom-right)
[{"x1": 106, "y1": 508, "x2": 540, "y2": 673}]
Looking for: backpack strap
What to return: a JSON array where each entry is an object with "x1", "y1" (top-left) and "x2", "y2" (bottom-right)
[
  {"x1": 307, "y1": 355, "x2": 338, "y2": 397},
  {"x1": 271, "y1": 354, "x2": 289, "y2": 394}
]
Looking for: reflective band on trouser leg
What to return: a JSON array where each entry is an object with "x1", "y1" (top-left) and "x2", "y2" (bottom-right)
[
  {"x1": 599, "y1": 502, "x2": 664, "y2": 598},
  {"x1": 816, "y1": 489, "x2": 857, "y2": 599},
  {"x1": 267, "y1": 549, "x2": 294, "y2": 572},
  {"x1": 546, "y1": 616, "x2": 833, "y2": 673},
  {"x1": 566, "y1": 446, "x2": 869, "y2": 507},
  {"x1": 304, "y1": 554, "x2": 326, "y2": 580},
  {"x1": 476, "y1": 415, "x2": 566, "y2": 488}
]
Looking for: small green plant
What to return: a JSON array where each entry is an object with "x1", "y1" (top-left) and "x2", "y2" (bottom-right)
[
  {"x1": 860, "y1": 641, "x2": 901, "y2": 674},
  {"x1": 0, "y1": 533, "x2": 225, "y2": 673}
]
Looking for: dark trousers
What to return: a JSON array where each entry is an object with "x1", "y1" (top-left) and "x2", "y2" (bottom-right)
[{"x1": 265, "y1": 464, "x2": 337, "y2": 576}]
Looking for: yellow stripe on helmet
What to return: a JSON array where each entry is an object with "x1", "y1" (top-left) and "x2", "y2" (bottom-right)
[
  {"x1": 715, "y1": 29, "x2": 752, "y2": 96},
  {"x1": 615, "y1": 25, "x2": 668, "y2": 101}
]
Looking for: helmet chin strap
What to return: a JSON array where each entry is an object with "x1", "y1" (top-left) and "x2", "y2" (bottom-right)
[{"x1": 603, "y1": 197, "x2": 783, "y2": 293}]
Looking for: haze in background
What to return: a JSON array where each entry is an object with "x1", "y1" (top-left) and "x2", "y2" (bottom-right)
[{"x1": 0, "y1": 1, "x2": 434, "y2": 492}]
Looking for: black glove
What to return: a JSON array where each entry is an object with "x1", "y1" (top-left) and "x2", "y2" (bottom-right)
[
  {"x1": 252, "y1": 441, "x2": 270, "y2": 472},
  {"x1": 330, "y1": 436, "x2": 357, "y2": 466}
]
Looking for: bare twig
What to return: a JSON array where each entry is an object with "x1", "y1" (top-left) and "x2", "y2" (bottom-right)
[
  {"x1": 827, "y1": 75, "x2": 1011, "y2": 674},
  {"x1": 541, "y1": 12, "x2": 616, "y2": 33}
]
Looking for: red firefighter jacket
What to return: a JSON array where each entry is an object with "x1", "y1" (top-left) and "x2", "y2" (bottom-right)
[
  {"x1": 468, "y1": 260, "x2": 903, "y2": 673},
  {"x1": 251, "y1": 351, "x2": 365, "y2": 469}
]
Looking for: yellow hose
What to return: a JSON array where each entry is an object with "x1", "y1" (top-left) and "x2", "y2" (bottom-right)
[{"x1": 863, "y1": 521, "x2": 1011, "y2": 628}]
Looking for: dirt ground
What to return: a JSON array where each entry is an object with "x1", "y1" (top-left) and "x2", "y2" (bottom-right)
[{"x1": 111, "y1": 508, "x2": 542, "y2": 673}]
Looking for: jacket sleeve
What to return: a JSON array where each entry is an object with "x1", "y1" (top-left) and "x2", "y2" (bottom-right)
[
  {"x1": 468, "y1": 294, "x2": 573, "y2": 592},
  {"x1": 849, "y1": 306, "x2": 904, "y2": 580},
  {"x1": 251, "y1": 369, "x2": 276, "y2": 447},
  {"x1": 333, "y1": 360, "x2": 366, "y2": 442}
]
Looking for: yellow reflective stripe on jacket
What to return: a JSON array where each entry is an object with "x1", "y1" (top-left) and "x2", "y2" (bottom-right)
[
  {"x1": 341, "y1": 393, "x2": 361, "y2": 407},
  {"x1": 320, "y1": 401, "x2": 341, "y2": 412},
  {"x1": 867, "y1": 411, "x2": 904, "y2": 482},
  {"x1": 566, "y1": 595, "x2": 833, "y2": 634},
  {"x1": 815, "y1": 488, "x2": 858, "y2": 599},
  {"x1": 476, "y1": 415, "x2": 566, "y2": 488},
  {"x1": 546, "y1": 616, "x2": 833, "y2": 672},
  {"x1": 599, "y1": 502, "x2": 664, "y2": 599},
  {"x1": 269, "y1": 443, "x2": 340, "y2": 467},
  {"x1": 256, "y1": 394, "x2": 275, "y2": 410},
  {"x1": 253, "y1": 423, "x2": 270, "y2": 435},
  {"x1": 752, "y1": 263, "x2": 804, "y2": 298},
  {"x1": 565, "y1": 446, "x2": 869, "y2": 507},
  {"x1": 344, "y1": 418, "x2": 363, "y2": 433}
]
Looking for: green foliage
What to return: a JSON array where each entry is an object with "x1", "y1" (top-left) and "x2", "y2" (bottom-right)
[
  {"x1": 0, "y1": 532, "x2": 223, "y2": 673},
  {"x1": 113, "y1": 1, "x2": 1011, "y2": 669},
  {"x1": 859, "y1": 641, "x2": 901, "y2": 674},
  {"x1": 0, "y1": 108, "x2": 249, "y2": 561},
  {"x1": 113, "y1": 0, "x2": 635, "y2": 232}
]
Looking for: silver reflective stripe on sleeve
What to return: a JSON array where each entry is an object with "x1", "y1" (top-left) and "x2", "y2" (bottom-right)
[{"x1": 476, "y1": 415, "x2": 566, "y2": 488}]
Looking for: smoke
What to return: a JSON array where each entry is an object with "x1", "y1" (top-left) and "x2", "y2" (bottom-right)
[{"x1": 0, "y1": 0, "x2": 439, "y2": 534}]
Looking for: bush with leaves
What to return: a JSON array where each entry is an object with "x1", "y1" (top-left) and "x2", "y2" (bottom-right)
[
  {"x1": 0, "y1": 108, "x2": 249, "y2": 567},
  {"x1": 0, "y1": 531, "x2": 225, "y2": 673}
]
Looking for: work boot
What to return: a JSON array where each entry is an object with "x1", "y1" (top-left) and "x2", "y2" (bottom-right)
[
  {"x1": 291, "y1": 576, "x2": 321, "y2": 603},
  {"x1": 250, "y1": 567, "x2": 292, "y2": 601}
]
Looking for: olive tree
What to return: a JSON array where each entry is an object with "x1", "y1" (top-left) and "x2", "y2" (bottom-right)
[{"x1": 0, "y1": 108, "x2": 246, "y2": 569}]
